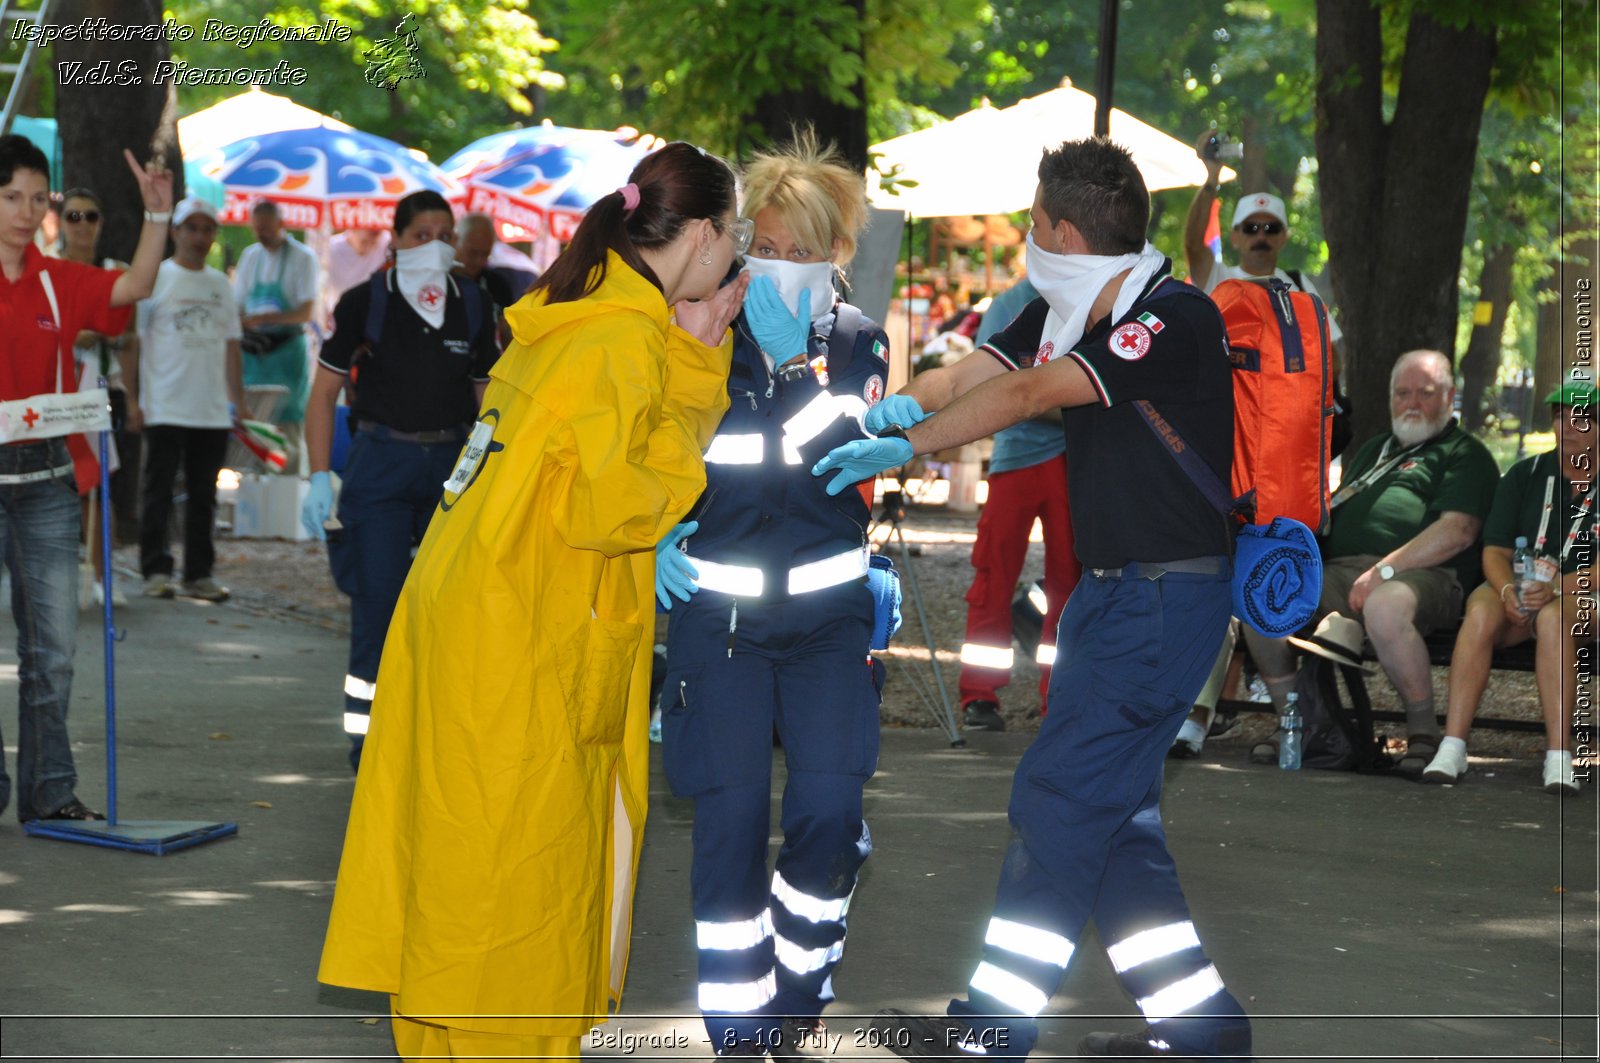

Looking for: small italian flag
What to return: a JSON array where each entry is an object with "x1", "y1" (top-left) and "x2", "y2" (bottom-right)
[{"x1": 1136, "y1": 311, "x2": 1165, "y2": 334}]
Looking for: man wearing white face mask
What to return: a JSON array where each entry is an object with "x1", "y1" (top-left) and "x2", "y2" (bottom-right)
[
  {"x1": 302, "y1": 191, "x2": 500, "y2": 769},
  {"x1": 824, "y1": 138, "x2": 1252, "y2": 1061}
]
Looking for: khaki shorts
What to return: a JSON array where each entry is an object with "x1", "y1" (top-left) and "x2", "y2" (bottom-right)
[{"x1": 1320, "y1": 554, "x2": 1463, "y2": 636}]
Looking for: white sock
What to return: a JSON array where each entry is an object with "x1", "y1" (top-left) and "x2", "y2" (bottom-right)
[
  {"x1": 1546, "y1": 749, "x2": 1573, "y2": 771},
  {"x1": 1438, "y1": 736, "x2": 1467, "y2": 759}
]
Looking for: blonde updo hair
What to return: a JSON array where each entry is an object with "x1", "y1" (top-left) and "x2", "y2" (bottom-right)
[{"x1": 740, "y1": 128, "x2": 869, "y2": 266}]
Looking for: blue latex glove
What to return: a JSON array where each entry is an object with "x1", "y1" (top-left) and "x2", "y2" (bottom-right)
[
  {"x1": 655, "y1": 521, "x2": 700, "y2": 609},
  {"x1": 743, "y1": 275, "x2": 811, "y2": 361},
  {"x1": 301, "y1": 471, "x2": 334, "y2": 541},
  {"x1": 811, "y1": 437, "x2": 915, "y2": 496},
  {"x1": 865, "y1": 394, "x2": 928, "y2": 435}
]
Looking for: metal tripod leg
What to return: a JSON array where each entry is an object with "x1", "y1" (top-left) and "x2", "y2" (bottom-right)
[{"x1": 882, "y1": 518, "x2": 964, "y2": 746}]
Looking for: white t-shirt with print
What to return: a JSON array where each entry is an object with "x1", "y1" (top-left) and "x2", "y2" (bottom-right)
[{"x1": 136, "y1": 259, "x2": 243, "y2": 428}]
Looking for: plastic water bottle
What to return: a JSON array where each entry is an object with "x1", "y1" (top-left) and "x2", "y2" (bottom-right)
[
  {"x1": 1278, "y1": 692, "x2": 1303, "y2": 771},
  {"x1": 1511, "y1": 536, "x2": 1533, "y2": 611}
]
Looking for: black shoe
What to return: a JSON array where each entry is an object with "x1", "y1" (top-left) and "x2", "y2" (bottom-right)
[
  {"x1": 771, "y1": 1017, "x2": 826, "y2": 1061},
  {"x1": 1079, "y1": 1030, "x2": 1193, "y2": 1058},
  {"x1": 962, "y1": 700, "x2": 1006, "y2": 732},
  {"x1": 871, "y1": 1008, "x2": 992, "y2": 1059},
  {"x1": 1079, "y1": 1025, "x2": 1252, "y2": 1061},
  {"x1": 27, "y1": 798, "x2": 106, "y2": 823}
]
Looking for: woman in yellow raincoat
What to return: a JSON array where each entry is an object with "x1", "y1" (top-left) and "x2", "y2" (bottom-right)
[{"x1": 318, "y1": 142, "x2": 754, "y2": 1061}]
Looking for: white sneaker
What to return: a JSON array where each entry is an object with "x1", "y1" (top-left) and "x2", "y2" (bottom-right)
[
  {"x1": 1543, "y1": 751, "x2": 1579, "y2": 796},
  {"x1": 1168, "y1": 718, "x2": 1207, "y2": 759},
  {"x1": 143, "y1": 575, "x2": 175, "y2": 599},
  {"x1": 1422, "y1": 742, "x2": 1468, "y2": 784},
  {"x1": 89, "y1": 582, "x2": 129, "y2": 608}
]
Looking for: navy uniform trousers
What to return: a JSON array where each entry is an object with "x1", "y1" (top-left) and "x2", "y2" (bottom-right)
[
  {"x1": 662, "y1": 581, "x2": 880, "y2": 1053},
  {"x1": 948, "y1": 564, "x2": 1252, "y2": 1061},
  {"x1": 329, "y1": 430, "x2": 461, "y2": 769}
]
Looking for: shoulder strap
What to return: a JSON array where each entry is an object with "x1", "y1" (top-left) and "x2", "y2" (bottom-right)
[
  {"x1": 1133, "y1": 399, "x2": 1250, "y2": 521},
  {"x1": 459, "y1": 274, "x2": 485, "y2": 343},
  {"x1": 363, "y1": 270, "x2": 390, "y2": 348},
  {"x1": 828, "y1": 302, "x2": 863, "y2": 378},
  {"x1": 38, "y1": 269, "x2": 66, "y2": 394},
  {"x1": 1286, "y1": 268, "x2": 1304, "y2": 290}
]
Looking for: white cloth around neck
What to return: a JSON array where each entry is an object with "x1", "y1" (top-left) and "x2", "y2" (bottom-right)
[{"x1": 1026, "y1": 232, "x2": 1167, "y2": 356}]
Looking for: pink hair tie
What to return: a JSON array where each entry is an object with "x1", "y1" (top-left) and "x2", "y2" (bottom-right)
[{"x1": 618, "y1": 182, "x2": 640, "y2": 214}]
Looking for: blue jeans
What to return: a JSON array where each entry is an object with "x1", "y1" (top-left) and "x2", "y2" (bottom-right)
[{"x1": 0, "y1": 440, "x2": 84, "y2": 821}]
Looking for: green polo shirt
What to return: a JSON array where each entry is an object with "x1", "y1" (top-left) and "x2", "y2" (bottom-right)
[
  {"x1": 1482, "y1": 450, "x2": 1597, "y2": 574},
  {"x1": 1326, "y1": 421, "x2": 1500, "y2": 588}
]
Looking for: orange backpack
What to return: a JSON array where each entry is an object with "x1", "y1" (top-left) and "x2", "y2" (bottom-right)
[{"x1": 1211, "y1": 276, "x2": 1333, "y2": 534}]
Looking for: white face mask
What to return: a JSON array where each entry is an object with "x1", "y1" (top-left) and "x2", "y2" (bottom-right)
[
  {"x1": 392, "y1": 239, "x2": 457, "y2": 328},
  {"x1": 742, "y1": 258, "x2": 836, "y2": 322},
  {"x1": 1025, "y1": 230, "x2": 1167, "y2": 356}
]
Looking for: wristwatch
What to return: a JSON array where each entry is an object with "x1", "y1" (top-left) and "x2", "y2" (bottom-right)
[
  {"x1": 1377, "y1": 563, "x2": 1396, "y2": 581},
  {"x1": 877, "y1": 423, "x2": 908, "y2": 441}
]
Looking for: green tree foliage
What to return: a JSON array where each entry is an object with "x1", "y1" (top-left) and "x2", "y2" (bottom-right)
[
  {"x1": 537, "y1": 0, "x2": 984, "y2": 159},
  {"x1": 160, "y1": 0, "x2": 560, "y2": 159}
]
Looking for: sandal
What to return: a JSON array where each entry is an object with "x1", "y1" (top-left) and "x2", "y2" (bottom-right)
[
  {"x1": 44, "y1": 799, "x2": 106, "y2": 821},
  {"x1": 1396, "y1": 736, "x2": 1439, "y2": 777}
]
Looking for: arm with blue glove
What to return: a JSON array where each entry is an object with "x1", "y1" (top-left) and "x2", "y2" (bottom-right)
[
  {"x1": 301, "y1": 471, "x2": 335, "y2": 541},
  {"x1": 810, "y1": 436, "x2": 914, "y2": 496},
  {"x1": 864, "y1": 393, "x2": 928, "y2": 435},
  {"x1": 655, "y1": 521, "x2": 700, "y2": 609},
  {"x1": 743, "y1": 275, "x2": 811, "y2": 362}
]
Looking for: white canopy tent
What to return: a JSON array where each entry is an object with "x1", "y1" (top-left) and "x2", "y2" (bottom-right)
[
  {"x1": 178, "y1": 87, "x2": 353, "y2": 159},
  {"x1": 870, "y1": 78, "x2": 1233, "y2": 218}
]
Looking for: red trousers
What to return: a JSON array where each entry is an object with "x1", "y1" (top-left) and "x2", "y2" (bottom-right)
[{"x1": 958, "y1": 455, "x2": 1079, "y2": 711}]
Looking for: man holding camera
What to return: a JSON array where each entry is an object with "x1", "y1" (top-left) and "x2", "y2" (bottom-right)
[{"x1": 1181, "y1": 131, "x2": 1342, "y2": 353}]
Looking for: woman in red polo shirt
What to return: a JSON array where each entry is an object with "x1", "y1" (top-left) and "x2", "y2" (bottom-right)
[{"x1": 0, "y1": 134, "x2": 170, "y2": 823}]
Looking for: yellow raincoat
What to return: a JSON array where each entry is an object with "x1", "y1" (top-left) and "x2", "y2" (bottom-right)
[{"x1": 318, "y1": 253, "x2": 731, "y2": 1041}]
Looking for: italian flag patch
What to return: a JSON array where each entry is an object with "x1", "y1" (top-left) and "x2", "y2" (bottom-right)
[{"x1": 1136, "y1": 311, "x2": 1165, "y2": 334}]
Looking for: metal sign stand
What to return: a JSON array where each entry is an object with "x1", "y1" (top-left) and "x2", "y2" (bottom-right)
[
  {"x1": 25, "y1": 427, "x2": 238, "y2": 854},
  {"x1": 870, "y1": 484, "x2": 964, "y2": 747}
]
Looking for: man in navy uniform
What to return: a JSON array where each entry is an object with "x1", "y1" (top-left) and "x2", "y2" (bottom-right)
[{"x1": 816, "y1": 137, "x2": 1251, "y2": 1061}]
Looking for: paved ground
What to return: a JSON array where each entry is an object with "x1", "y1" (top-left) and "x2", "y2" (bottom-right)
[{"x1": 0, "y1": 592, "x2": 1596, "y2": 1061}]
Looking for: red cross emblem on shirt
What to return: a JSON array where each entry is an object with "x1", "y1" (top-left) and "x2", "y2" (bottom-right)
[
  {"x1": 22, "y1": 408, "x2": 40, "y2": 429},
  {"x1": 418, "y1": 284, "x2": 445, "y2": 310}
]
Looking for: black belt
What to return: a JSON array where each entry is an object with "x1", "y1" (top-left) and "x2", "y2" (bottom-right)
[
  {"x1": 357, "y1": 423, "x2": 467, "y2": 445},
  {"x1": 1091, "y1": 556, "x2": 1228, "y2": 580}
]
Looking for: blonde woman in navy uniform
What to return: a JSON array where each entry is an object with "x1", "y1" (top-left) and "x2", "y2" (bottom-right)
[{"x1": 654, "y1": 131, "x2": 891, "y2": 1056}]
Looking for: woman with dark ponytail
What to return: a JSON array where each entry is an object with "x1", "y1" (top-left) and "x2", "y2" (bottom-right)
[{"x1": 319, "y1": 142, "x2": 751, "y2": 1062}]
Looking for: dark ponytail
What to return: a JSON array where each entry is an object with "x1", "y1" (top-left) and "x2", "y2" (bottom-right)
[{"x1": 530, "y1": 141, "x2": 737, "y2": 305}]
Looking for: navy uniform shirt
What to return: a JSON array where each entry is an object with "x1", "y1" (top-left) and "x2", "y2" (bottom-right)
[
  {"x1": 981, "y1": 263, "x2": 1233, "y2": 568},
  {"x1": 320, "y1": 273, "x2": 499, "y2": 433},
  {"x1": 685, "y1": 301, "x2": 890, "y2": 598}
]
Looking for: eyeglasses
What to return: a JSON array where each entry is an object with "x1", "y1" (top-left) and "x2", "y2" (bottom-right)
[
  {"x1": 1237, "y1": 221, "x2": 1283, "y2": 236},
  {"x1": 64, "y1": 210, "x2": 101, "y2": 224},
  {"x1": 728, "y1": 216, "x2": 755, "y2": 256}
]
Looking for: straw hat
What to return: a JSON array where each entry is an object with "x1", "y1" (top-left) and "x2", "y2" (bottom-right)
[{"x1": 1287, "y1": 613, "x2": 1375, "y2": 675}]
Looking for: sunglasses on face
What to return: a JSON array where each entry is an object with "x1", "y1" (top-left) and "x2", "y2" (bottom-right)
[
  {"x1": 64, "y1": 210, "x2": 101, "y2": 224},
  {"x1": 1238, "y1": 221, "x2": 1283, "y2": 236}
]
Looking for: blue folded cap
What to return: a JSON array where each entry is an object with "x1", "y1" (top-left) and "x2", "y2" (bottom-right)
[
  {"x1": 866, "y1": 554, "x2": 902, "y2": 650},
  {"x1": 1233, "y1": 516, "x2": 1322, "y2": 637}
]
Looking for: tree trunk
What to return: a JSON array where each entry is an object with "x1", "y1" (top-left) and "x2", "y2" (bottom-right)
[
  {"x1": 54, "y1": 0, "x2": 177, "y2": 264},
  {"x1": 751, "y1": 0, "x2": 867, "y2": 168},
  {"x1": 1315, "y1": 1, "x2": 1497, "y2": 450},
  {"x1": 1458, "y1": 241, "x2": 1517, "y2": 430}
]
